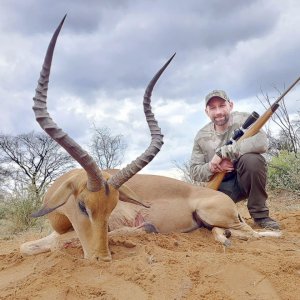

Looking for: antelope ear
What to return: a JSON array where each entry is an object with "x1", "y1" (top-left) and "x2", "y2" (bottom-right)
[
  {"x1": 118, "y1": 184, "x2": 149, "y2": 208},
  {"x1": 31, "y1": 178, "x2": 76, "y2": 218},
  {"x1": 31, "y1": 201, "x2": 67, "y2": 218}
]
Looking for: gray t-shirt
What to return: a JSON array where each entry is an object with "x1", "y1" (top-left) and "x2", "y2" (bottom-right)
[{"x1": 190, "y1": 111, "x2": 268, "y2": 182}]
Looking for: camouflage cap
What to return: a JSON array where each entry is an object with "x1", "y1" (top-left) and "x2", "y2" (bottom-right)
[{"x1": 205, "y1": 90, "x2": 230, "y2": 106}]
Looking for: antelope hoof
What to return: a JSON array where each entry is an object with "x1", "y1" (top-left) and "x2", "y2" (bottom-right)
[
  {"x1": 224, "y1": 229, "x2": 231, "y2": 238},
  {"x1": 87, "y1": 250, "x2": 112, "y2": 262},
  {"x1": 223, "y1": 239, "x2": 231, "y2": 247},
  {"x1": 94, "y1": 254, "x2": 112, "y2": 262},
  {"x1": 100, "y1": 256, "x2": 112, "y2": 262}
]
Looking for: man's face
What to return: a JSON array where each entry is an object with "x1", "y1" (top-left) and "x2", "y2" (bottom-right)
[{"x1": 205, "y1": 97, "x2": 233, "y2": 127}]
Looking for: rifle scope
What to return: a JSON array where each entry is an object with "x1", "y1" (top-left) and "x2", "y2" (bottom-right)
[{"x1": 226, "y1": 111, "x2": 260, "y2": 145}]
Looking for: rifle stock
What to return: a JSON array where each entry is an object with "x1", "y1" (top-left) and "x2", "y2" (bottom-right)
[{"x1": 206, "y1": 75, "x2": 300, "y2": 190}]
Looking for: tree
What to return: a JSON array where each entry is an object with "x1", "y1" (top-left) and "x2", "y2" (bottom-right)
[
  {"x1": 258, "y1": 89, "x2": 300, "y2": 155},
  {"x1": 0, "y1": 131, "x2": 75, "y2": 198},
  {"x1": 0, "y1": 165, "x2": 10, "y2": 185},
  {"x1": 0, "y1": 165, "x2": 11, "y2": 196},
  {"x1": 172, "y1": 160, "x2": 194, "y2": 183},
  {"x1": 89, "y1": 126, "x2": 127, "y2": 169},
  {"x1": 172, "y1": 159, "x2": 206, "y2": 186}
]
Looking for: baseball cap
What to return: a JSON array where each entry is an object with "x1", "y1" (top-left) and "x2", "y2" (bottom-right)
[{"x1": 205, "y1": 90, "x2": 230, "y2": 106}]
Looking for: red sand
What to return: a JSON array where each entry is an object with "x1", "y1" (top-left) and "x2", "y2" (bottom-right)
[{"x1": 0, "y1": 194, "x2": 299, "y2": 300}]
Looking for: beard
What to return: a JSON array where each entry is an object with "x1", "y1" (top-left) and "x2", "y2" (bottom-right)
[{"x1": 212, "y1": 114, "x2": 230, "y2": 126}]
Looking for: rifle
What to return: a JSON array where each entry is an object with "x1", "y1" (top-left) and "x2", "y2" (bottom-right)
[
  {"x1": 206, "y1": 75, "x2": 300, "y2": 190},
  {"x1": 224, "y1": 111, "x2": 260, "y2": 145}
]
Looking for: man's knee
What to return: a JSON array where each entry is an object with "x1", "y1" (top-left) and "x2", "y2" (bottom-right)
[{"x1": 237, "y1": 153, "x2": 266, "y2": 173}]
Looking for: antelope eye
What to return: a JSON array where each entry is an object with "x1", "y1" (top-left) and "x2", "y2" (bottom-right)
[{"x1": 78, "y1": 201, "x2": 88, "y2": 216}]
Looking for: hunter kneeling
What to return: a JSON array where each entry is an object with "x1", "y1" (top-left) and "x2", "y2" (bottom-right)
[{"x1": 190, "y1": 90, "x2": 280, "y2": 230}]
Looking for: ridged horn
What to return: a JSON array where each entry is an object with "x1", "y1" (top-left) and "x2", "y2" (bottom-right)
[
  {"x1": 32, "y1": 15, "x2": 104, "y2": 192},
  {"x1": 108, "y1": 53, "x2": 176, "y2": 189}
]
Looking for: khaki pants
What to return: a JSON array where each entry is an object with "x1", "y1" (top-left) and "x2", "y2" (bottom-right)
[{"x1": 218, "y1": 153, "x2": 269, "y2": 219}]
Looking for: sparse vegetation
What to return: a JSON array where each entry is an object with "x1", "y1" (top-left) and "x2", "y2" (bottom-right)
[
  {"x1": 267, "y1": 150, "x2": 300, "y2": 194},
  {"x1": 1, "y1": 185, "x2": 45, "y2": 233}
]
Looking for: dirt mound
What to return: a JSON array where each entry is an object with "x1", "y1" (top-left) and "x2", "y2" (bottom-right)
[{"x1": 0, "y1": 201, "x2": 299, "y2": 299}]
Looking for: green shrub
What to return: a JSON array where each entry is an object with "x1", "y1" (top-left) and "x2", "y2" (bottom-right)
[
  {"x1": 268, "y1": 151, "x2": 300, "y2": 194},
  {"x1": 4, "y1": 188, "x2": 44, "y2": 233}
]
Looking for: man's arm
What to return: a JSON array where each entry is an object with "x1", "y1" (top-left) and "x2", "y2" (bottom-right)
[
  {"x1": 216, "y1": 130, "x2": 268, "y2": 160},
  {"x1": 190, "y1": 141, "x2": 213, "y2": 182}
]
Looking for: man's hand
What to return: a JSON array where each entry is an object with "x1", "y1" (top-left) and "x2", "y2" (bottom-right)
[{"x1": 209, "y1": 154, "x2": 234, "y2": 173}]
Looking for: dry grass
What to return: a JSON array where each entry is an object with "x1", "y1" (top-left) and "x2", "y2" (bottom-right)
[{"x1": 0, "y1": 217, "x2": 52, "y2": 240}]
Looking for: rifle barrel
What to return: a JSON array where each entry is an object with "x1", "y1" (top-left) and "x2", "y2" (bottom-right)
[{"x1": 273, "y1": 75, "x2": 300, "y2": 107}]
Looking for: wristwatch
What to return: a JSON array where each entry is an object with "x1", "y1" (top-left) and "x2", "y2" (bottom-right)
[{"x1": 215, "y1": 147, "x2": 222, "y2": 158}]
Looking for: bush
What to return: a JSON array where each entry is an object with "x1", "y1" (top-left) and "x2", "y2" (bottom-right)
[
  {"x1": 3, "y1": 188, "x2": 44, "y2": 233},
  {"x1": 268, "y1": 151, "x2": 300, "y2": 194}
]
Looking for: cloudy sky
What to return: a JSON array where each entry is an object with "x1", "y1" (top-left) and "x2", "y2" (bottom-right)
[{"x1": 0, "y1": 0, "x2": 300, "y2": 178}]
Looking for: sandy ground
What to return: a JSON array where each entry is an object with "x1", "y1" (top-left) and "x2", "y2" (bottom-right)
[{"x1": 0, "y1": 192, "x2": 299, "y2": 300}]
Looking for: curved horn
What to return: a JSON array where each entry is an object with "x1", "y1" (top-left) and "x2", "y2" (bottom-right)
[
  {"x1": 32, "y1": 15, "x2": 104, "y2": 192},
  {"x1": 108, "y1": 53, "x2": 176, "y2": 189}
]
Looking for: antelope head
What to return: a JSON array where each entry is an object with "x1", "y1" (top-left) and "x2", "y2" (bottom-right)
[{"x1": 31, "y1": 15, "x2": 175, "y2": 261}]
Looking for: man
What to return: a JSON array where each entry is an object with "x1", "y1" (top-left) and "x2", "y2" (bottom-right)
[{"x1": 190, "y1": 90, "x2": 280, "y2": 230}]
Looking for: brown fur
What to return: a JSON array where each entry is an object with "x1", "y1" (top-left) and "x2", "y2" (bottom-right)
[{"x1": 20, "y1": 169, "x2": 281, "y2": 261}]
